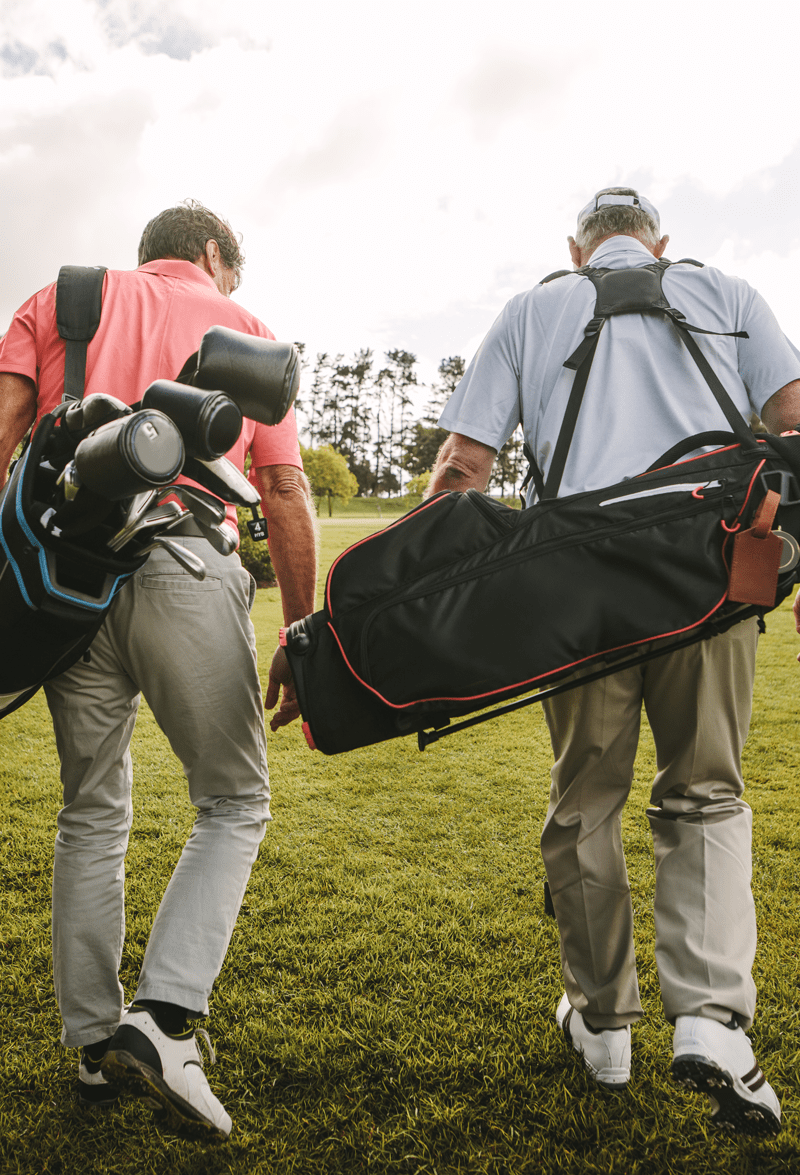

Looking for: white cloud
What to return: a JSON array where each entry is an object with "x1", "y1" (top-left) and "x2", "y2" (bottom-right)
[
  {"x1": 454, "y1": 48, "x2": 563, "y2": 142},
  {"x1": 260, "y1": 100, "x2": 386, "y2": 203},
  {"x1": 0, "y1": 91, "x2": 154, "y2": 315},
  {"x1": 1, "y1": 0, "x2": 800, "y2": 389}
]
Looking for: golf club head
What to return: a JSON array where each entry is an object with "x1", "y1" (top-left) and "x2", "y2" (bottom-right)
[
  {"x1": 63, "y1": 394, "x2": 132, "y2": 441},
  {"x1": 193, "y1": 517, "x2": 239, "y2": 557},
  {"x1": 150, "y1": 484, "x2": 236, "y2": 555},
  {"x1": 108, "y1": 499, "x2": 185, "y2": 551},
  {"x1": 181, "y1": 455, "x2": 260, "y2": 507},
  {"x1": 170, "y1": 483, "x2": 227, "y2": 527},
  {"x1": 142, "y1": 535, "x2": 207, "y2": 580},
  {"x1": 56, "y1": 461, "x2": 81, "y2": 501},
  {"x1": 122, "y1": 489, "x2": 158, "y2": 529}
]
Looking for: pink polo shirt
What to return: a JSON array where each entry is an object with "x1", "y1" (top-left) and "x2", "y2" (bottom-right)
[{"x1": 0, "y1": 259, "x2": 302, "y2": 527}]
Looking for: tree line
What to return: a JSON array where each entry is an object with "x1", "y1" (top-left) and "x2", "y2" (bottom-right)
[{"x1": 293, "y1": 346, "x2": 526, "y2": 501}]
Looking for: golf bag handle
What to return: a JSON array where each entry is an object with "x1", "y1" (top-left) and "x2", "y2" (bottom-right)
[{"x1": 645, "y1": 431, "x2": 751, "y2": 472}]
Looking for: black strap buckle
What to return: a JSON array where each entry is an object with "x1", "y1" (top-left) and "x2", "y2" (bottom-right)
[{"x1": 759, "y1": 469, "x2": 800, "y2": 506}]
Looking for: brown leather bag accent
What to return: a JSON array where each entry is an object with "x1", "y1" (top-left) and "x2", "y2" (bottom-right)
[{"x1": 728, "y1": 490, "x2": 783, "y2": 606}]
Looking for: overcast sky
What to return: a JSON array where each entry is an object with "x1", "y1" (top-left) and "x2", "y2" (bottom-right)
[{"x1": 1, "y1": 0, "x2": 799, "y2": 401}]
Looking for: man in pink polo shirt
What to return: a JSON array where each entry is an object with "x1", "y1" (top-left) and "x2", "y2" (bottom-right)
[{"x1": 0, "y1": 200, "x2": 316, "y2": 1138}]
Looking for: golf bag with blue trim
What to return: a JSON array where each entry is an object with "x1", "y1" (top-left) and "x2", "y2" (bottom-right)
[
  {"x1": 0, "y1": 408, "x2": 148, "y2": 717},
  {"x1": 1, "y1": 265, "x2": 301, "y2": 719}
]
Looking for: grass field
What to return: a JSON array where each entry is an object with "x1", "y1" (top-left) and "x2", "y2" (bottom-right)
[{"x1": 1, "y1": 518, "x2": 799, "y2": 1173}]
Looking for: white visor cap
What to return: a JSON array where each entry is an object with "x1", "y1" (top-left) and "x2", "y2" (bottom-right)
[{"x1": 577, "y1": 190, "x2": 660, "y2": 236}]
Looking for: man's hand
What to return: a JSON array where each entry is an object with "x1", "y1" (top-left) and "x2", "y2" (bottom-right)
[
  {"x1": 253, "y1": 463, "x2": 316, "y2": 730},
  {"x1": 793, "y1": 589, "x2": 800, "y2": 662},
  {"x1": 265, "y1": 644, "x2": 301, "y2": 730}
]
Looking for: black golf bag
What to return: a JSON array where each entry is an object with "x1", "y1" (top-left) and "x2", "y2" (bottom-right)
[
  {"x1": 0, "y1": 409, "x2": 148, "y2": 716},
  {"x1": 283, "y1": 259, "x2": 800, "y2": 754},
  {"x1": 0, "y1": 266, "x2": 301, "y2": 719}
]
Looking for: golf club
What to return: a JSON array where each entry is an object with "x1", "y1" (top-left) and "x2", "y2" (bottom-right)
[
  {"x1": 140, "y1": 535, "x2": 207, "y2": 580},
  {"x1": 181, "y1": 455, "x2": 260, "y2": 507},
  {"x1": 107, "y1": 499, "x2": 186, "y2": 551},
  {"x1": 169, "y1": 483, "x2": 227, "y2": 527},
  {"x1": 119, "y1": 488, "x2": 158, "y2": 532},
  {"x1": 191, "y1": 517, "x2": 238, "y2": 557}
]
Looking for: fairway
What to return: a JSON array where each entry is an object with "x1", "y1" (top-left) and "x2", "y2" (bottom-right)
[{"x1": 1, "y1": 518, "x2": 799, "y2": 1174}]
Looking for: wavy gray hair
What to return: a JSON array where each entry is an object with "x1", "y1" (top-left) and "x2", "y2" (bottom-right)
[
  {"x1": 138, "y1": 199, "x2": 245, "y2": 290},
  {"x1": 575, "y1": 187, "x2": 660, "y2": 252}
]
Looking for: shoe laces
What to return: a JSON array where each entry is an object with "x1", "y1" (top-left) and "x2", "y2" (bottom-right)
[{"x1": 194, "y1": 1026, "x2": 217, "y2": 1067}]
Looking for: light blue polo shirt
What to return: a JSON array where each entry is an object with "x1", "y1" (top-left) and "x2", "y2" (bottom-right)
[{"x1": 439, "y1": 236, "x2": 800, "y2": 503}]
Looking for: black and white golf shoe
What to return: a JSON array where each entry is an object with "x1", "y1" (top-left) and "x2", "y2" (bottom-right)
[
  {"x1": 671, "y1": 1014, "x2": 781, "y2": 1137},
  {"x1": 102, "y1": 1005, "x2": 231, "y2": 1138},
  {"x1": 77, "y1": 1038, "x2": 119, "y2": 1107}
]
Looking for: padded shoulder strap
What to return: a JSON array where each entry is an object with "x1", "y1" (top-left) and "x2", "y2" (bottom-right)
[
  {"x1": 541, "y1": 258, "x2": 754, "y2": 499},
  {"x1": 56, "y1": 266, "x2": 107, "y2": 402},
  {"x1": 538, "y1": 269, "x2": 574, "y2": 285}
]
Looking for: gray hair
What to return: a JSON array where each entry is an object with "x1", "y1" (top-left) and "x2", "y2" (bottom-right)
[
  {"x1": 138, "y1": 199, "x2": 245, "y2": 290},
  {"x1": 575, "y1": 187, "x2": 660, "y2": 252}
]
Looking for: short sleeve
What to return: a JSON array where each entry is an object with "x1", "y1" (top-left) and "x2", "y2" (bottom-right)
[
  {"x1": 249, "y1": 407, "x2": 303, "y2": 470},
  {"x1": 438, "y1": 299, "x2": 524, "y2": 450},
  {"x1": 737, "y1": 289, "x2": 800, "y2": 416},
  {"x1": 0, "y1": 288, "x2": 51, "y2": 383}
]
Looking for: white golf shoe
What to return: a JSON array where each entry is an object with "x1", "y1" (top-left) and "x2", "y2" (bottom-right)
[
  {"x1": 102, "y1": 1005, "x2": 232, "y2": 1138},
  {"x1": 672, "y1": 1014, "x2": 781, "y2": 1137},
  {"x1": 556, "y1": 992, "x2": 631, "y2": 1090}
]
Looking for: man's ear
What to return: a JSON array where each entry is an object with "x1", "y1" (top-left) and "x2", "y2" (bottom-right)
[
  {"x1": 568, "y1": 236, "x2": 582, "y2": 269},
  {"x1": 654, "y1": 234, "x2": 669, "y2": 259},
  {"x1": 204, "y1": 239, "x2": 222, "y2": 274}
]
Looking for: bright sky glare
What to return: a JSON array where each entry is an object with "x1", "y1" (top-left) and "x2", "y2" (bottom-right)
[{"x1": 1, "y1": 0, "x2": 799, "y2": 399}]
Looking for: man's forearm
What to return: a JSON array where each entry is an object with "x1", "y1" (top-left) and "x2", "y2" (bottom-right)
[
  {"x1": 426, "y1": 432, "x2": 497, "y2": 497},
  {"x1": 0, "y1": 372, "x2": 37, "y2": 486},
  {"x1": 255, "y1": 465, "x2": 318, "y2": 623}
]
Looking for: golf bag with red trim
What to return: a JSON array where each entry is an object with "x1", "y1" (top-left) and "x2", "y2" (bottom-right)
[
  {"x1": 283, "y1": 258, "x2": 800, "y2": 754},
  {"x1": 284, "y1": 432, "x2": 800, "y2": 754}
]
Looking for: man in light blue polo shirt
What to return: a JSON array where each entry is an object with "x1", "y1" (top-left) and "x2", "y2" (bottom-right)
[{"x1": 427, "y1": 188, "x2": 800, "y2": 1136}]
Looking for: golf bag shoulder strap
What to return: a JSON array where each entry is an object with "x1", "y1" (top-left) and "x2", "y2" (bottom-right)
[
  {"x1": 538, "y1": 257, "x2": 753, "y2": 500},
  {"x1": 519, "y1": 265, "x2": 574, "y2": 499},
  {"x1": 56, "y1": 265, "x2": 108, "y2": 403}
]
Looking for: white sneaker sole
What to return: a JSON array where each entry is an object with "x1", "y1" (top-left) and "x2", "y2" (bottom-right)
[{"x1": 671, "y1": 1056, "x2": 780, "y2": 1137}]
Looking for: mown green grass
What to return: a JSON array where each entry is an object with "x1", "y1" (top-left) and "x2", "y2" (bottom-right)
[{"x1": 1, "y1": 521, "x2": 799, "y2": 1173}]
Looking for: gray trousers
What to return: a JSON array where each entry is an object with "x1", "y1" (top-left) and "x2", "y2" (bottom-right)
[
  {"x1": 541, "y1": 619, "x2": 759, "y2": 1031},
  {"x1": 44, "y1": 537, "x2": 270, "y2": 1048}
]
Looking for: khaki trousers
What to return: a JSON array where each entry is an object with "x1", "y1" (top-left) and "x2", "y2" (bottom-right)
[
  {"x1": 541, "y1": 619, "x2": 759, "y2": 1030},
  {"x1": 44, "y1": 537, "x2": 270, "y2": 1048}
]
